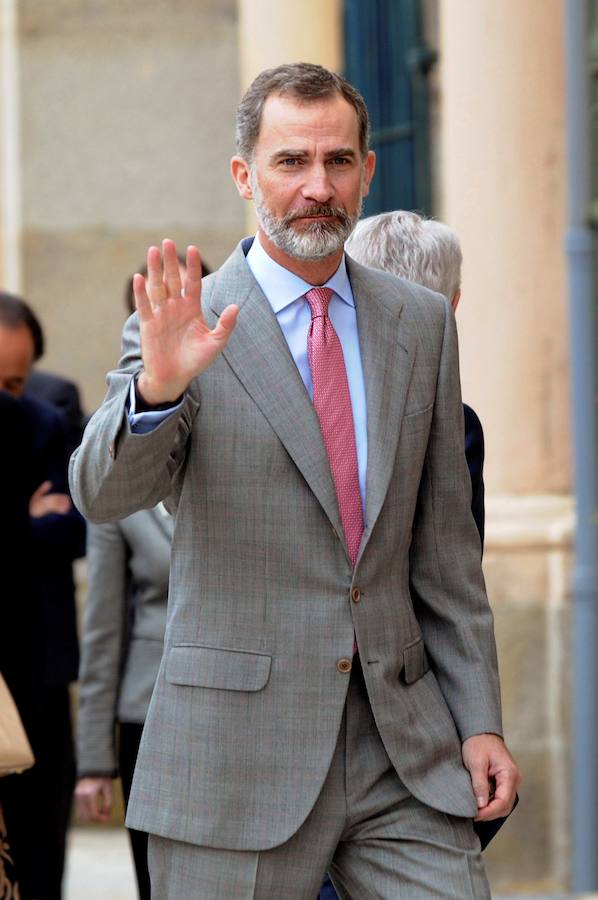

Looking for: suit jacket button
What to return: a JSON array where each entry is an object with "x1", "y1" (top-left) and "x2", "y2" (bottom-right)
[
  {"x1": 331, "y1": 527, "x2": 339, "y2": 539},
  {"x1": 108, "y1": 443, "x2": 114, "y2": 458},
  {"x1": 351, "y1": 587, "x2": 361, "y2": 603},
  {"x1": 337, "y1": 658, "x2": 352, "y2": 674}
]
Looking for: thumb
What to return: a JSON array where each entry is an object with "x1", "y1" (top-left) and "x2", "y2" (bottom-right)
[
  {"x1": 213, "y1": 304, "x2": 239, "y2": 342},
  {"x1": 32, "y1": 480, "x2": 52, "y2": 499},
  {"x1": 468, "y1": 761, "x2": 490, "y2": 809}
]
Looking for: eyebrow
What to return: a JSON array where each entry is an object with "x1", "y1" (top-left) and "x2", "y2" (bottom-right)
[{"x1": 269, "y1": 147, "x2": 358, "y2": 163}]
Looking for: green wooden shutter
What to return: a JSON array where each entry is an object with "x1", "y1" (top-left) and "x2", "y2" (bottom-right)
[{"x1": 343, "y1": 0, "x2": 436, "y2": 216}]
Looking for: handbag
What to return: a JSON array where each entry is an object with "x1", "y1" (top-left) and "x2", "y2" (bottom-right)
[{"x1": 0, "y1": 672, "x2": 34, "y2": 776}]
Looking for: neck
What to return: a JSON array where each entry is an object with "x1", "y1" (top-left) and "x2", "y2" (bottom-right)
[{"x1": 257, "y1": 229, "x2": 343, "y2": 285}]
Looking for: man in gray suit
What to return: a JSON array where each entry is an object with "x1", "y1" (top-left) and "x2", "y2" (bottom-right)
[{"x1": 70, "y1": 63, "x2": 520, "y2": 898}]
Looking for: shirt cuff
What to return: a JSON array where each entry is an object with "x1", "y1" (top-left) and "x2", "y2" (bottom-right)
[{"x1": 128, "y1": 378, "x2": 184, "y2": 434}]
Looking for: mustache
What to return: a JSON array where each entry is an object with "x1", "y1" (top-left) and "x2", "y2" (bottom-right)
[{"x1": 283, "y1": 205, "x2": 351, "y2": 226}]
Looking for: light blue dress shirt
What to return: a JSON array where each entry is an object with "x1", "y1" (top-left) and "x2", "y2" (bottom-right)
[{"x1": 130, "y1": 234, "x2": 368, "y2": 510}]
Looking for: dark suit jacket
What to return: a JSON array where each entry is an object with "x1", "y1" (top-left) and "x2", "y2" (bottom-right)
[
  {"x1": 0, "y1": 392, "x2": 42, "y2": 737},
  {"x1": 25, "y1": 369, "x2": 86, "y2": 459},
  {"x1": 22, "y1": 394, "x2": 85, "y2": 686},
  {"x1": 463, "y1": 403, "x2": 485, "y2": 549}
]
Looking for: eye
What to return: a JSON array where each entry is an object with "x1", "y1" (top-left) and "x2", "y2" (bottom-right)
[
  {"x1": 280, "y1": 157, "x2": 302, "y2": 167},
  {"x1": 329, "y1": 156, "x2": 351, "y2": 166}
]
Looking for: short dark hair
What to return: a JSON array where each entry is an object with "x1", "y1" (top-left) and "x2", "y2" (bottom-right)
[
  {"x1": 236, "y1": 62, "x2": 370, "y2": 161},
  {"x1": 0, "y1": 291, "x2": 44, "y2": 360},
  {"x1": 124, "y1": 254, "x2": 212, "y2": 314}
]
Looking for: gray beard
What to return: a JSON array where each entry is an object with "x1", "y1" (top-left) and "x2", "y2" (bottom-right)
[{"x1": 251, "y1": 176, "x2": 362, "y2": 261}]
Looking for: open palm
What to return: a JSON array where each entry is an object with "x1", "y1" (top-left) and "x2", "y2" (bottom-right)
[{"x1": 135, "y1": 239, "x2": 238, "y2": 404}]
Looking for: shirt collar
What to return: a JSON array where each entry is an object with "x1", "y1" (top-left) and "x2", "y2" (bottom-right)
[{"x1": 246, "y1": 233, "x2": 355, "y2": 314}]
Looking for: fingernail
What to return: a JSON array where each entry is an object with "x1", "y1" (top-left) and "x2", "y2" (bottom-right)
[{"x1": 476, "y1": 796, "x2": 485, "y2": 807}]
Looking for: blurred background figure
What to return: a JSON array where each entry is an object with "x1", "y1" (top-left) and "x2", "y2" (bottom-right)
[
  {"x1": 74, "y1": 258, "x2": 208, "y2": 898},
  {"x1": 25, "y1": 368, "x2": 86, "y2": 460},
  {"x1": 75, "y1": 505, "x2": 171, "y2": 900},
  {"x1": 0, "y1": 292, "x2": 85, "y2": 900},
  {"x1": 0, "y1": 390, "x2": 38, "y2": 898}
]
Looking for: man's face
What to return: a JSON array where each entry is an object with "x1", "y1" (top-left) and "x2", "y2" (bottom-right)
[
  {"x1": 234, "y1": 93, "x2": 375, "y2": 262},
  {"x1": 0, "y1": 323, "x2": 35, "y2": 396}
]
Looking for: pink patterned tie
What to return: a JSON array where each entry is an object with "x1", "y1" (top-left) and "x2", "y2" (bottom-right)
[{"x1": 305, "y1": 287, "x2": 364, "y2": 566}]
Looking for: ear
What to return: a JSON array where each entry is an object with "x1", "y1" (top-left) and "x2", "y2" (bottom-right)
[
  {"x1": 361, "y1": 150, "x2": 376, "y2": 198},
  {"x1": 231, "y1": 156, "x2": 253, "y2": 200},
  {"x1": 451, "y1": 289, "x2": 461, "y2": 313}
]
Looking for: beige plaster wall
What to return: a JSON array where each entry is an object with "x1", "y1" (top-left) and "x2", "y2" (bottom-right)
[
  {"x1": 238, "y1": 0, "x2": 342, "y2": 89},
  {"x1": 18, "y1": 0, "x2": 245, "y2": 412},
  {"x1": 439, "y1": 0, "x2": 570, "y2": 495},
  {"x1": 237, "y1": 0, "x2": 342, "y2": 233},
  {"x1": 439, "y1": 2, "x2": 573, "y2": 890}
]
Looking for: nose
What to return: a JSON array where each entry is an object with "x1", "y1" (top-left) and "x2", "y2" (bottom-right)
[{"x1": 302, "y1": 164, "x2": 334, "y2": 204}]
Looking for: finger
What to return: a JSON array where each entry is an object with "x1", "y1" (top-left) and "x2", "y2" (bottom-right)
[
  {"x1": 162, "y1": 238, "x2": 182, "y2": 299},
  {"x1": 102, "y1": 781, "x2": 114, "y2": 815},
  {"x1": 133, "y1": 273, "x2": 153, "y2": 323},
  {"x1": 467, "y1": 764, "x2": 490, "y2": 809},
  {"x1": 48, "y1": 495, "x2": 72, "y2": 514},
  {"x1": 78, "y1": 792, "x2": 95, "y2": 822},
  {"x1": 184, "y1": 245, "x2": 203, "y2": 305},
  {"x1": 146, "y1": 245, "x2": 167, "y2": 306},
  {"x1": 74, "y1": 793, "x2": 89, "y2": 821},
  {"x1": 474, "y1": 794, "x2": 509, "y2": 821},
  {"x1": 33, "y1": 480, "x2": 52, "y2": 499},
  {"x1": 211, "y1": 304, "x2": 239, "y2": 342},
  {"x1": 489, "y1": 765, "x2": 519, "y2": 810}
]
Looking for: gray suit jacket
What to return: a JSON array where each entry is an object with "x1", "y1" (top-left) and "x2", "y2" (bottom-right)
[
  {"x1": 76, "y1": 506, "x2": 171, "y2": 776},
  {"x1": 70, "y1": 241, "x2": 502, "y2": 851}
]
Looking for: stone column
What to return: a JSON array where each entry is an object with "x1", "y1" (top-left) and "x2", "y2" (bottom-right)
[
  {"x1": 237, "y1": 0, "x2": 342, "y2": 231},
  {"x1": 439, "y1": 1, "x2": 571, "y2": 892},
  {"x1": 0, "y1": 0, "x2": 22, "y2": 290}
]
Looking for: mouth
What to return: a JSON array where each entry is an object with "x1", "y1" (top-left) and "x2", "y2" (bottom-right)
[
  {"x1": 294, "y1": 214, "x2": 337, "y2": 222},
  {"x1": 286, "y1": 206, "x2": 346, "y2": 225}
]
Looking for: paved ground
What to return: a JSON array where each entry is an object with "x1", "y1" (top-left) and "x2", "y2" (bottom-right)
[
  {"x1": 63, "y1": 826, "x2": 594, "y2": 899},
  {"x1": 65, "y1": 827, "x2": 136, "y2": 900}
]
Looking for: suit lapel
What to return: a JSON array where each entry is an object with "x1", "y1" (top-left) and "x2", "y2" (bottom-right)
[
  {"x1": 347, "y1": 258, "x2": 417, "y2": 561},
  {"x1": 209, "y1": 244, "x2": 345, "y2": 544}
]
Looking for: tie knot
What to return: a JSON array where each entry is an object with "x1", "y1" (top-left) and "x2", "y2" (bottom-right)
[{"x1": 305, "y1": 287, "x2": 334, "y2": 320}]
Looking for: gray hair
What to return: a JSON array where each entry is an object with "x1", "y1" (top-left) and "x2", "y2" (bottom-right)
[
  {"x1": 236, "y1": 62, "x2": 370, "y2": 162},
  {"x1": 345, "y1": 210, "x2": 462, "y2": 301}
]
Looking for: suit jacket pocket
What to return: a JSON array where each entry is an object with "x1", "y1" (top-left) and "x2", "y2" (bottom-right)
[
  {"x1": 165, "y1": 644, "x2": 272, "y2": 692},
  {"x1": 401, "y1": 403, "x2": 434, "y2": 435},
  {"x1": 401, "y1": 636, "x2": 430, "y2": 685}
]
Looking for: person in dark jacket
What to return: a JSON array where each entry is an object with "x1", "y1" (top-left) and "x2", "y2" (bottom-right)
[
  {"x1": 25, "y1": 368, "x2": 86, "y2": 459},
  {"x1": 0, "y1": 291, "x2": 85, "y2": 900}
]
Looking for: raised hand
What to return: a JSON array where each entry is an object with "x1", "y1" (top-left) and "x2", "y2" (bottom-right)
[{"x1": 134, "y1": 239, "x2": 239, "y2": 405}]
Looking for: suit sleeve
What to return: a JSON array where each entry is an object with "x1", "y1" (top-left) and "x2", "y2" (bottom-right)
[
  {"x1": 30, "y1": 405, "x2": 86, "y2": 561},
  {"x1": 76, "y1": 520, "x2": 129, "y2": 776},
  {"x1": 408, "y1": 301, "x2": 502, "y2": 742},
  {"x1": 69, "y1": 312, "x2": 199, "y2": 523}
]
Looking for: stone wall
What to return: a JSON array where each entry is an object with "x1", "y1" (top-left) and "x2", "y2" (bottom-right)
[
  {"x1": 484, "y1": 497, "x2": 574, "y2": 893},
  {"x1": 17, "y1": 0, "x2": 245, "y2": 412}
]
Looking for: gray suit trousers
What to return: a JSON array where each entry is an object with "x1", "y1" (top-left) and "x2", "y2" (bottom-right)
[{"x1": 148, "y1": 660, "x2": 490, "y2": 900}]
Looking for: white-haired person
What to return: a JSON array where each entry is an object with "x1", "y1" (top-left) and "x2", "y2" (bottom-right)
[{"x1": 345, "y1": 210, "x2": 484, "y2": 544}]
